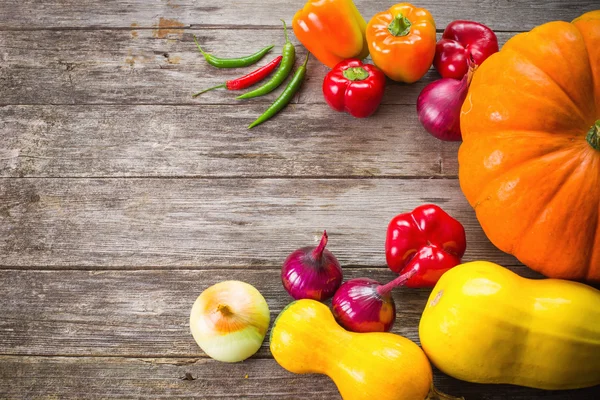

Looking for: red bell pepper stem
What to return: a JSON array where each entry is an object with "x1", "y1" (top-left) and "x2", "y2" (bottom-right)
[{"x1": 193, "y1": 55, "x2": 283, "y2": 97}]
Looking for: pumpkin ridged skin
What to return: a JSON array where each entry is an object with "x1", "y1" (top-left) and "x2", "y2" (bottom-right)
[
  {"x1": 270, "y1": 299, "x2": 432, "y2": 400},
  {"x1": 419, "y1": 261, "x2": 600, "y2": 390},
  {"x1": 458, "y1": 11, "x2": 600, "y2": 281}
]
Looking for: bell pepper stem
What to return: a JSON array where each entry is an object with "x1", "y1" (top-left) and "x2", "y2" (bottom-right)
[
  {"x1": 376, "y1": 268, "x2": 417, "y2": 296},
  {"x1": 388, "y1": 14, "x2": 412, "y2": 37},
  {"x1": 343, "y1": 67, "x2": 370, "y2": 81},
  {"x1": 192, "y1": 84, "x2": 226, "y2": 97},
  {"x1": 587, "y1": 120, "x2": 600, "y2": 151},
  {"x1": 425, "y1": 384, "x2": 464, "y2": 400},
  {"x1": 312, "y1": 231, "x2": 328, "y2": 262}
]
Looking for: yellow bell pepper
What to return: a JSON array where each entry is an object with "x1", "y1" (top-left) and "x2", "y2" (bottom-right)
[{"x1": 292, "y1": 0, "x2": 369, "y2": 68}]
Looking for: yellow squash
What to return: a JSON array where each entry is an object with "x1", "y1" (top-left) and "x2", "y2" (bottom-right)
[
  {"x1": 270, "y1": 299, "x2": 460, "y2": 400},
  {"x1": 419, "y1": 261, "x2": 600, "y2": 390}
]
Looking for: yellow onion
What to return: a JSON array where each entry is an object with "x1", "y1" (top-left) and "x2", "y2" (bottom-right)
[{"x1": 190, "y1": 280, "x2": 270, "y2": 362}]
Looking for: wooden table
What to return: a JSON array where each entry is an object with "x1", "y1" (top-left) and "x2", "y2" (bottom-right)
[{"x1": 1, "y1": 1, "x2": 598, "y2": 398}]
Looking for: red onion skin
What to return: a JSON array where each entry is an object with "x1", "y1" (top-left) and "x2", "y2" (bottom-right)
[
  {"x1": 332, "y1": 278, "x2": 395, "y2": 333},
  {"x1": 281, "y1": 231, "x2": 343, "y2": 301},
  {"x1": 433, "y1": 20, "x2": 498, "y2": 80},
  {"x1": 416, "y1": 72, "x2": 470, "y2": 141}
]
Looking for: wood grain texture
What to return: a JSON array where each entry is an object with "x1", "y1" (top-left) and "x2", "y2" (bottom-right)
[
  {"x1": 0, "y1": 356, "x2": 598, "y2": 400},
  {"x1": 0, "y1": 267, "x2": 544, "y2": 357},
  {"x1": 2, "y1": 1, "x2": 596, "y2": 399},
  {"x1": 0, "y1": 0, "x2": 595, "y2": 30},
  {"x1": 0, "y1": 178, "x2": 519, "y2": 268},
  {"x1": 0, "y1": 268, "x2": 440, "y2": 357},
  {"x1": 0, "y1": 29, "x2": 515, "y2": 106},
  {"x1": 3, "y1": 268, "x2": 597, "y2": 400},
  {"x1": 0, "y1": 104, "x2": 459, "y2": 178}
]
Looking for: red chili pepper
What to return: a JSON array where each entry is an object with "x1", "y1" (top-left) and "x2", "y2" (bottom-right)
[
  {"x1": 385, "y1": 204, "x2": 466, "y2": 288},
  {"x1": 322, "y1": 58, "x2": 386, "y2": 118},
  {"x1": 193, "y1": 55, "x2": 283, "y2": 97},
  {"x1": 433, "y1": 20, "x2": 498, "y2": 80}
]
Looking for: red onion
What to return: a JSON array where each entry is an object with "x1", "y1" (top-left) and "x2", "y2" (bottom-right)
[
  {"x1": 331, "y1": 270, "x2": 415, "y2": 333},
  {"x1": 416, "y1": 65, "x2": 475, "y2": 141},
  {"x1": 281, "y1": 231, "x2": 343, "y2": 301}
]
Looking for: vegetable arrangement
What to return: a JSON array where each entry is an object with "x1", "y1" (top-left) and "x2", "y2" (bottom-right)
[{"x1": 188, "y1": 4, "x2": 600, "y2": 398}]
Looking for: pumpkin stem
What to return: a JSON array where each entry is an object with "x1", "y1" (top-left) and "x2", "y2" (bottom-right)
[
  {"x1": 425, "y1": 384, "x2": 464, "y2": 400},
  {"x1": 587, "y1": 120, "x2": 600, "y2": 150}
]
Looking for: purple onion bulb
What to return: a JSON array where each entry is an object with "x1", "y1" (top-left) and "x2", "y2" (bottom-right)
[
  {"x1": 281, "y1": 231, "x2": 343, "y2": 301},
  {"x1": 332, "y1": 278, "x2": 396, "y2": 333},
  {"x1": 331, "y1": 269, "x2": 416, "y2": 333},
  {"x1": 416, "y1": 65, "x2": 475, "y2": 142}
]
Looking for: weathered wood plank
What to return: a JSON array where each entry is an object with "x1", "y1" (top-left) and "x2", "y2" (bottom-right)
[
  {"x1": 0, "y1": 356, "x2": 597, "y2": 399},
  {"x1": 0, "y1": 268, "x2": 541, "y2": 358},
  {"x1": 0, "y1": 178, "x2": 519, "y2": 268},
  {"x1": 0, "y1": 268, "x2": 435, "y2": 357},
  {"x1": 0, "y1": 30, "x2": 516, "y2": 106},
  {"x1": 0, "y1": 0, "x2": 595, "y2": 31},
  {"x1": 0, "y1": 104, "x2": 459, "y2": 177}
]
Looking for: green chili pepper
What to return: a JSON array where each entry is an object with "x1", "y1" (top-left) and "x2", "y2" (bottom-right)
[
  {"x1": 193, "y1": 36, "x2": 274, "y2": 68},
  {"x1": 238, "y1": 20, "x2": 296, "y2": 99},
  {"x1": 248, "y1": 54, "x2": 309, "y2": 129}
]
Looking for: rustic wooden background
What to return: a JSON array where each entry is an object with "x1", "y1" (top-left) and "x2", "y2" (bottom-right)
[{"x1": 1, "y1": 0, "x2": 599, "y2": 399}]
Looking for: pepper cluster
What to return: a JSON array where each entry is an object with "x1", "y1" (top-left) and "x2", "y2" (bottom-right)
[
  {"x1": 294, "y1": 0, "x2": 499, "y2": 139},
  {"x1": 193, "y1": 21, "x2": 308, "y2": 129}
]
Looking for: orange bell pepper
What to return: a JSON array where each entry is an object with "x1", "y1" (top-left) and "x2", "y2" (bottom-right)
[
  {"x1": 366, "y1": 3, "x2": 436, "y2": 83},
  {"x1": 292, "y1": 0, "x2": 369, "y2": 69}
]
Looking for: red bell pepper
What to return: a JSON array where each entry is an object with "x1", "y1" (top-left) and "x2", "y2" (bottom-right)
[
  {"x1": 433, "y1": 20, "x2": 498, "y2": 80},
  {"x1": 385, "y1": 204, "x2": 466, "y2": 288},
  {"x1": 322, "y1": 59, "x2": 386, "y2": 118}
]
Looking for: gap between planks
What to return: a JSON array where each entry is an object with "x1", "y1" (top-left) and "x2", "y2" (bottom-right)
[
  {"x1": 0, "y1": 265, "x2": 524, "y2": 271},
  {"x1": 0, "y1": 25, "x2": 527, "y2": 33},
  {"x1": 0, "y1": 175, "x2": 458, "y2": 180}
]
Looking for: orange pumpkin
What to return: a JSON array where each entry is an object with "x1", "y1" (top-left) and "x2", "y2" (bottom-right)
[{"x1": 459, "y1": 11, "x2": 600, "y2": 282}]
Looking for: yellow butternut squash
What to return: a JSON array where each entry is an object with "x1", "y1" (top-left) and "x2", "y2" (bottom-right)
[
  {"x1": 270, "y1": 299, "x2": 461, "y2": 400},
  {"x1": 419, "y1": 261, "x2": 600, "y2": 390}
]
